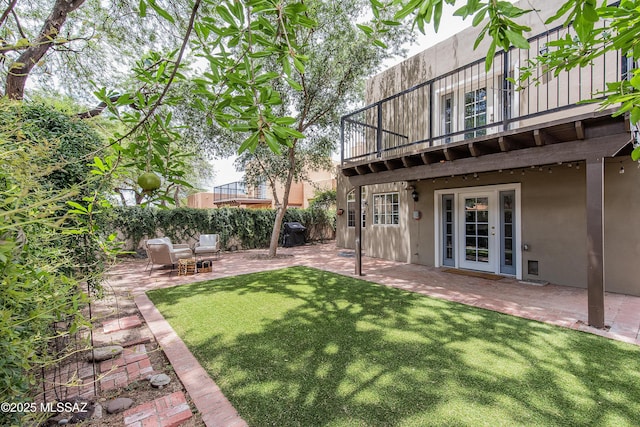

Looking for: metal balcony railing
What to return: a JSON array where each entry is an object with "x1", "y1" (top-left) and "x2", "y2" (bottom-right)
[
  {"x1": 213, "y1": 181, "x2": 268, "y2": 202},
  {"x1": 341, "y1": 23, "x2": 624, "y2": 164}
]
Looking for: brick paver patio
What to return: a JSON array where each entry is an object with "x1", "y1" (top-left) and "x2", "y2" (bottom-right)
[
  {"x1": 103, "y1": 315, "x2": 143, "y2": 334},
  {"x1": 105, "y1": 242, "x2": 640, "y2": 426},
  {"x1": 99, "y1": 344, "x2": 154, "y2": 392}
]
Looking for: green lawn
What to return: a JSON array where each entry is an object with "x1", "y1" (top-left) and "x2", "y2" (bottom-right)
[{"x1": 147, "y1": 266, "x2": 640, "y2": 426}]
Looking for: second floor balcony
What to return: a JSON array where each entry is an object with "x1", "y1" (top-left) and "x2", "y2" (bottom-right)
[{"x1": 341, "y1": 24, "x2": 626, "y2": 168}]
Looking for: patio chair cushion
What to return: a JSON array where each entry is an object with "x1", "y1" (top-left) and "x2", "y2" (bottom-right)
[{"x1": 194, "y1": 234, "x2": 221, "y2": 257}]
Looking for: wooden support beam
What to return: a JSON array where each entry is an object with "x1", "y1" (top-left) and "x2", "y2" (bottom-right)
[
  {"x1": 348, "y1": 133, "x2": 629, "y2": 187},
  {"x1": 420, "y1": 152, "x2": 433, "y2": 165},
  {"x1": 468, "y1": 142, "x2": 483, "y2": 157},
  {"x1": 369, "y1": 162, "x2": 388, "y2": 173},
  {"x1": 384, "y1": 159, "x2": 401, "y2": 170},
  {"x1": 401, "y1": 156, "x2": 411, "y2": 168},
  {"x1": 533, "y1": 129, "x2": 546, "y2": 146},
  {"x1": 498, "y1": 136, "x2": 511, "y2": 152},
  {"x1": 355, "y1": 165, "x2": 370, "y2": 175},
  {"x1": 575, "y1": 120, "x2": 585, "y2": 140},
  {"x1": 341, "y1": 167, "x2": 358, "y2": 177},
  {"x1": 443, "y1": 147, "x2": 461, "y2": 161},
  {"x1": 586, "y1": 157, "x2": 605, "y2": 328}
]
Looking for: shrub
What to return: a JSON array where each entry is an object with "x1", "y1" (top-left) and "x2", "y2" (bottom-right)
[{"x1": 104, "y1": 206, "x2": 336, "y2": 251}]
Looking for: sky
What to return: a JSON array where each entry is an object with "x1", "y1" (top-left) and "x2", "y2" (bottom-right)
[{"x1": 209, "y1": 3, "x2": 472, "y2": 188}]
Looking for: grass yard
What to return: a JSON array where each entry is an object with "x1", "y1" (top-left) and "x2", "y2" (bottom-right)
[{"x1": 147, "y1": 266, "x2": 640, "y2": 426}]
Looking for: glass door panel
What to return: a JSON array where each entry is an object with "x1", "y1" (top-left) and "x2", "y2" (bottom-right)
[
  {"x1": 459, "y1": 194, "x2": 495, "y2": 272},
  {"x1": 500, "y1": 190, "x2": 516, "y2": 275}
]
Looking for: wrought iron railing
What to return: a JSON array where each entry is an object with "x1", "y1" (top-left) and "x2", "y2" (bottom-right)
[
  {"x1": 213, "y1": 181, "x2": 268, "y2": 201},
  {"x1": 341, "y1": 23, "x2": 622, "y2": 163}
]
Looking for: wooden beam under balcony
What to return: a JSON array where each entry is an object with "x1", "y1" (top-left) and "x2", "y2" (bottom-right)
[
  {"x1": 533, "y1": 129, "x2": 548, "y2": 146},
  {"x1": 384, "y1": 158, "x2": 404, "y2": 170},
  {"x1": 369, "y1": 161, "x2": 388, "y2": 173},
  {"x1": 444, "y1": 146, "x2": 468, "y2": 161},
  {"x1": 468, "y1": 141, "x2": 489, "y2": 157},
  {"x1": 498, "y1": 136, "x2": 512, "y2": 152},
  {"x1": 402, "y1": 154, "x2": 424, "y2": 168},
  {"x1": 340, "y1": 111, "x2": 627, "y2": 183},
  {"x1": 346, "y1": 132, "x2": 629, "y2": 187},
  {"x1": 575, "y1": 120, "x2": 585, "y2": 140},
  {"x1": 355, "y1": 165, "x2": 371, "y2": 175}
]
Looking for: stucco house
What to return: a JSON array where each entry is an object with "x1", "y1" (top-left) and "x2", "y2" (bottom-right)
[{"x1": 336, "y1": 0, "x2": 639, "y2": 328}]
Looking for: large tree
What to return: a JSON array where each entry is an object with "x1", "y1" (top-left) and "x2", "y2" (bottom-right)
[{"x1": 194, "y1": 0, "x2": 410, "y2": 256}]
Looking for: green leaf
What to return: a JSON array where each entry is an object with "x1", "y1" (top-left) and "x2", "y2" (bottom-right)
[
  {"x1": 293, "y1": 56, "x2": 305, "y2": 74},
  {"x1": 631, "y1": 107, "x2": 640, "y2": 127},
  {"x1": 285, "y1": 77, "x2": 303, "y2": 91},
  {"x1": 357, "y1": 24, "x2": 374, "y2": 36},
  {"x1": 147, "y1": 0, "x2": 175, "y2": 23},
  {"x1": 504, "y1": 29, "x2": 529, "y2": 49},
  {"x1": 373, "y1": 39, "x2": 388, "y2": 49},
  {"x1": 139, "y1": 0, "x2": 147, "y2": 17},
  {"x1": 632, "y1": 146, "x2": 640, "y2": 162}
]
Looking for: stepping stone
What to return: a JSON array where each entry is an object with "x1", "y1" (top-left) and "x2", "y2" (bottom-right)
[
  {"x1": 105, "y1": 398, "x2": 134, "y2": 414},
  {"x1": 148, "y1": 373, "x2": 171, "y2": 388},
  {"x1": 87, "y1": 345, "x2": 123, "y2": 362}
]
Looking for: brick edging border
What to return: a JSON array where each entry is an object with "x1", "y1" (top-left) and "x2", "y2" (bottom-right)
[{"x1": 134, "y1": 293, "x2": 248, "y2": 427}]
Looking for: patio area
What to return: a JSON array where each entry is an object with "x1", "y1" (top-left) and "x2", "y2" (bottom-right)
[{"x1": 104, "y1": 241, "x2": 640, "y2": 426}]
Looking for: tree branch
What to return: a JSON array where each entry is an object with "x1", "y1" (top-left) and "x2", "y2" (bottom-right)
[
  {"x1": 109, "y1": 0, "x2": 201, "y2": 143},
  {"x1": 0, "y1": 0, "x2": 17, "y2": 29},
  {"x1": 6, "y1": 0, "x2": 87, "y2": 99},
  {"x1": 76, "y1": 95, "x2": 121, "y2": 119}
]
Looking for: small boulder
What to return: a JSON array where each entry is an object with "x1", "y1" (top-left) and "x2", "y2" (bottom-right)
[
  {"x1": 87, "y1": 345, "x2": 123, "y2": 362},
  {"x1": 149, "y1": 373, "x2": 171, "y2": 388},
  {"x1": 92, "y1": 403, "x2": 103, "y2": 419},
  {"x1": 105, "y1": 398, "x2": 133, "y2": 414}
]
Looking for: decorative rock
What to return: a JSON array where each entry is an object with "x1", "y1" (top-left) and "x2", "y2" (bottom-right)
[
  {"x1": 87, "y1": 345, "x2": 123, "y2": 362},
  {"x1": 149, "y1": 373, "x2": 171, "y2": 388},
  {"x1": 58, "y1": 419, "x2": 69, "y2": 425},
  {"x1": 105, "y1": 397, "x2": 134, "y2": 414},
  {"x1": 92, "y1": 403, "x2": 103, "y2": 419}
]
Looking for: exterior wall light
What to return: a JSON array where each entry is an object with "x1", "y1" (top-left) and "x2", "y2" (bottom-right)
[
  {"x1": 337, "y1": 208, "x2": 344, "y2": 215},
  {"x1": 411, "y1": 190, "x2": 419, "y2": 202}
]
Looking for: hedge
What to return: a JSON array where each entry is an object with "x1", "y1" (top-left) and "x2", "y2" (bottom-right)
[{"x1": 104, "y1": 206, "x2": 336, "y2": 252}]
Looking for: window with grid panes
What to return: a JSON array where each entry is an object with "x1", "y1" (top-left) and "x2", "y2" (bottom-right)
[{"x1": 373, "y1": 192, "x2": 399, "y2": 225}]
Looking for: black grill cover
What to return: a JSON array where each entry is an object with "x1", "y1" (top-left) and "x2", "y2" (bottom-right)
[{"x1": 282, "y1": 222, "x2": 306, "y2": 247}]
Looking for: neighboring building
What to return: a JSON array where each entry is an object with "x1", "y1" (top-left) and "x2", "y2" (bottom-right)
[
  {"x1": 336, "y1": 0, "x2": 639, "y2": 327},
  {"x1": 188, "y1": 166, "x2": 337, "y2": 209}
]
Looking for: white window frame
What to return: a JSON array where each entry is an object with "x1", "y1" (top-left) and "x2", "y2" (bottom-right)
[
  {"x1": 433, "y1": 183, "x2": 522, "y2": 279},
  {"x1": 373, "y1": 192, "x2": 400, "y2": 226}
]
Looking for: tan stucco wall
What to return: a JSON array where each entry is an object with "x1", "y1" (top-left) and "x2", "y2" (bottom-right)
[
  {"x1": 338, "y1": 160, "x2": 640, "y2": 295},
  {"x1": 604, "y1": 157, "x2": 640, "y2": 294},
  {"x1": 187, "y1": 192, "x2": 215, "y2": 209},
  {"x1": 266, "y1": 166, "x2": 337, "y2": 208},
  {"x1": 336, "y1": 177, "x2": 410, "y2": 262},
  {"x1": 367, "y1": 0, "x2": 574, "y2": 102}
]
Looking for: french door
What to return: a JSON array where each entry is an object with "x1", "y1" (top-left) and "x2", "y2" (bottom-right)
[
  {"x1": 459, "y1": 192, "x2": 495, "y2": 272},
  {"x1": 438, "y1": 185, "x2": 520, "y2": 277}
]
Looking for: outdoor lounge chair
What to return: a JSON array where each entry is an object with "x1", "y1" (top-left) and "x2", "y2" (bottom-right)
[
  {"x1": 194, "y1": 234, "x2": 221, "y2": 261},
  {"x1": 145, "y1": 237, "x2": 193, "y2": 275}
]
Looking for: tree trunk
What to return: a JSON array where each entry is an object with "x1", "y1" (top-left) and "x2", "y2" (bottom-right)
[
  {"x1": 267, "y1": 146, "x2": 296, "y2": 257},
  {"x1": 5, "y1": 0, "x2": 85, "y2": 100}
]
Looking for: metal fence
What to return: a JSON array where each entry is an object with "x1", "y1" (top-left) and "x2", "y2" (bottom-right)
[{"x1": 341, "y1": 23, "x2": 622, "y2": 163}]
